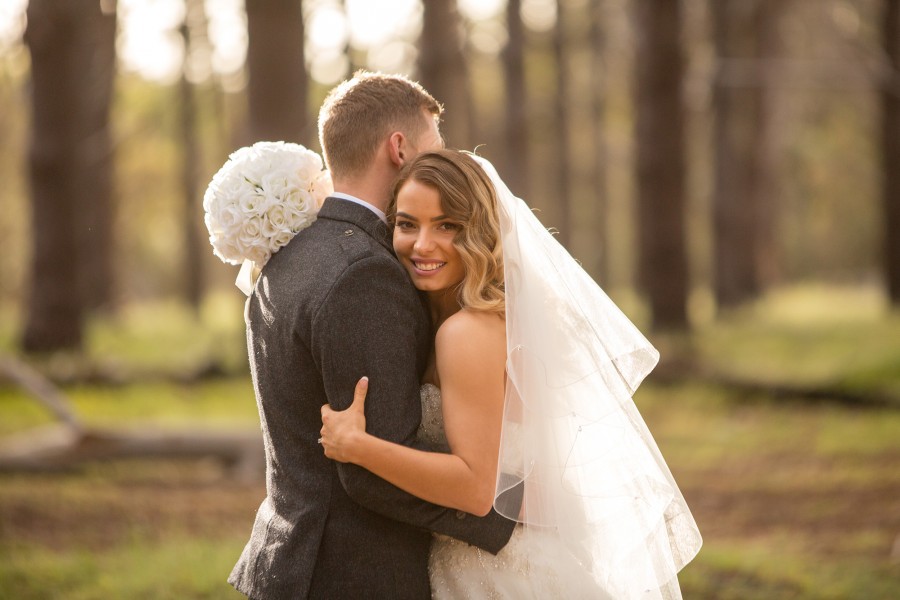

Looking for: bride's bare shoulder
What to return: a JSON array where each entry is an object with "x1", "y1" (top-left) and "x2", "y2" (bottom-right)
[
  {"x1": 435, "y1": 310, "x2": 505, "y2": 393},
  {"x1": 435, "y1": 310, "x2": 505, "y2": 357}
]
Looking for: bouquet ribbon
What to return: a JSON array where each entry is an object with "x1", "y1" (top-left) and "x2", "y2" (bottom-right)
[{"x1": 236, "y1": 259, "x2": 261, "y2": 296}]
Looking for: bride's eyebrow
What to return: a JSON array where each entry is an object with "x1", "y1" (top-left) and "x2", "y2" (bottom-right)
[{"x1": 395, "y1": 212, "x2": 451, "y2": 222}]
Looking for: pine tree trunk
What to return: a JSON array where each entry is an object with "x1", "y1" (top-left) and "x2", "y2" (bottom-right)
[
  {"x1": 418, "y1": 0, "x2": 474, "y2": 149},
  {"x1": 245, "y1": 0, "x2": 308, "y2": 144},
  {"x1": 634, "y1": 0, "x2": 690, "y2": 330},
  {"x1": 883, "y1": 0, "x2": 900, "y2": 304},
  {"x1": 77, "y1": 2, "x2": 117, "y2": 312},
  {"x1": 179, "y1": 3, "x2": 204, "y2": 310},
  {"x1": 552, "y1": 0, "x2": 572, "y2": 249},
  {"x1": 750, "y1": 0, "x2": 786, "y2": 291},
  {"x1": 589, "y1": 0, "x2": 609, "y2": 284},
  {"x1": 711, "y1": 0, "x2": 760, "y2": 308},
  {"x1": 21, "y1": 0, "x2": 117, "y2": 352},
  {"x1": 712, "y1": 0, "x2": 787, "y2": 309},
  {"x1": 502, "y1": 0, "x2": 529, "y2": 199}
]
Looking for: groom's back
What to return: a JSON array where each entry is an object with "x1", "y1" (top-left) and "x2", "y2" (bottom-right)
[{"x1": 228, "y1": 200, "x2": 433, "y2": 599}]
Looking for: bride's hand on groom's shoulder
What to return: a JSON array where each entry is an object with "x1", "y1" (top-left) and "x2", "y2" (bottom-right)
[{"x1": 320, "y1": 377, "x2": 369, "y2": 463}]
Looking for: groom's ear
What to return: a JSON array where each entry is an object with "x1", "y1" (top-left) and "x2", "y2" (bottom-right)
[{"x1": 388, "y1": 131, "x2": 407, "y2": 168}]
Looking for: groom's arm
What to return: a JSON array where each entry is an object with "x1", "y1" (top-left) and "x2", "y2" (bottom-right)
[{"x1": 311, "y1": 254, "x2": 518, "y2": 554}]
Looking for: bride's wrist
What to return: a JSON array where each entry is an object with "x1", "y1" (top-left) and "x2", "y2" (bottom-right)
[{"x1": 346, "y1": 430, "x2": 368, "y2": 464}]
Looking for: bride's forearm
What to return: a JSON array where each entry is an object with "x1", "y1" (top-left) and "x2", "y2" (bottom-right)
[{"x1": 347, "y1": 432, "x2": 496, "y2": 516}]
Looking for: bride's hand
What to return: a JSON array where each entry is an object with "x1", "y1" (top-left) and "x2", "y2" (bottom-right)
[{"x1": 319, "y1": 377, "x2": 368, "y2": 463}]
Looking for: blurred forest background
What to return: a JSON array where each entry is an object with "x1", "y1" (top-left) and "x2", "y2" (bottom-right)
[{"x1": 1, "y1": 0, "x2": 899, "y2": 598}]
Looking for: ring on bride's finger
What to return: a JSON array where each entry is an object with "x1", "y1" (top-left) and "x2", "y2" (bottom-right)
[{"x1": 317, "y1": 437, "x2": 323, "y2": 444}]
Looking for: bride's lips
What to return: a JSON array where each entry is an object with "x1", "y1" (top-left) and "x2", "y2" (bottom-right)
[{"x1": 409, "y1": 258, "x2": 447, "y2": 276}]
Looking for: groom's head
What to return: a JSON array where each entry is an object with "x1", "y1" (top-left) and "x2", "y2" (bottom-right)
[{"x1": 318, "y1": 71, "x2": 443, "y2": 183}]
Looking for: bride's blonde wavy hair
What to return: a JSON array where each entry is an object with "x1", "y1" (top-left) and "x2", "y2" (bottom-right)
[{"x1": 390, "y1": 150, "x2": 505, "y2": 314}]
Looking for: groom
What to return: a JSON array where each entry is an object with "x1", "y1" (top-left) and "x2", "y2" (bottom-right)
[{"x1": 228, "y1": 72, "x2": 517, "y2": 599}]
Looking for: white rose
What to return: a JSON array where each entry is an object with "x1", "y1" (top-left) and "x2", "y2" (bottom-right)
[
  {"x1": 214, "y1": 203, "x2": 243, "y2": 231},
  {"x1": 262, "y1": 175, "x2": 287, "y2": 200},
  {"x1": 312, "y1": 172, "x2": 334, "y2": 206},
  {"x1": 295, "y1": 156, "x2": 320, "y2": 182},
  {"x1": 213, "y1": 238, "x2": 243, "y2": 265},
  {"x1": 238, "y1": 189, "x2": 265, "y2": 215},
  {"x1": 271, "y1": 229, "x2": 295, "y2": 250},
  {"x1": 238, "y1": 215, "x2": 263, "y2": 248},
  {"x1": 262, "y1": 204, "x2": 290, "y2": 238},
  {"x1": 245, "y1": 245, "x2": 270, "y2": 266}
]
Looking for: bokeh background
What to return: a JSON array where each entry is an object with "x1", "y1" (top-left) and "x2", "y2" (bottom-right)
[{"x1": 1, "y1": 0, "x2": 899, "y2": 598}]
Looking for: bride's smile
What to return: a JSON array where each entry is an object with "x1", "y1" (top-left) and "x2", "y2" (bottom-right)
[{"x1": 393, "y1": 178, "x2": 465, "y2": 293}]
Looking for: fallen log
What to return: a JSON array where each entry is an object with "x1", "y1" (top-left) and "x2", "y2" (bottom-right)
[{"x1": 0, "y1": 423, "x2": 265, "y2": 482}]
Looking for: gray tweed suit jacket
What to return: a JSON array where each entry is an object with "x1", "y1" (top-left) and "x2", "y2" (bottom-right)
[{"x1": 228, "y1": 198, "x2": 518, "y2": 599}]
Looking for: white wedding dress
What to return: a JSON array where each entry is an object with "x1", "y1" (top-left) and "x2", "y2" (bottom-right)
[{"x1": 417, "y1": 384, "x2": 613, "y2": 599}]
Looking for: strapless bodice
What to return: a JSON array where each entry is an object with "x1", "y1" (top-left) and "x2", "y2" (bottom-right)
[{"x1": 416, "y1": 383, "x2": 450, "y2": 452}]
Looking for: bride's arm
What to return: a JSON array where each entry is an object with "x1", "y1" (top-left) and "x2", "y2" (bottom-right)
[{"x1": 320, "y1": 311, "x2": 506, "y2": 517}]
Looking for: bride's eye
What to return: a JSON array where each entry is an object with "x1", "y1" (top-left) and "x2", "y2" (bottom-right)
[
  {"x1": 438, "y1": 222, "x2": 461, "y2": 232},
  {"x1": 396, "y1": 220, "x2": 416, "y2": 230}
]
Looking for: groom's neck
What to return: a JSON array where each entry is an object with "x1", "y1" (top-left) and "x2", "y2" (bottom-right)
[{"x1": 332, "y1": 172, "x2": 394, "y2": 213}]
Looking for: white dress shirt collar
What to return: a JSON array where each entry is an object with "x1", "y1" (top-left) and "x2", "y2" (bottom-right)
[{"x1": 329, "y1": 192, "x2": 388, "y2": 224}]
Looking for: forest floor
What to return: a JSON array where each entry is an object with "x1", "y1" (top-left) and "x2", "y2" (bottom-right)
[{"x1": 0, "y1": 284, "x2": 898, "y2": 599}]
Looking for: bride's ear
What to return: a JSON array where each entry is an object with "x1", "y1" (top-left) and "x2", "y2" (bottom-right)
[{"x1": 388, "y1": 132, "x2": 407, "y2": 167}]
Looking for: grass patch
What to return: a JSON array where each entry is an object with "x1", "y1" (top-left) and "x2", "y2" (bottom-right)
[
  {"x1": 0, "y1": 536, "x2": 248, "y2": 600},
  {"x1": 680, "y1": 540, "x2": 900, "y2": 600},
  {"x1": 688, "y1": 284, "x2": 900, "y2": 399},
  {"x1": 0, "y1": 293, "x2": 249, "y2": 381}
]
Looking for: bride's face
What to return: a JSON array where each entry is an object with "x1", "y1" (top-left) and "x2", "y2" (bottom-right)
[{"x1": 393, "y1": 179, "x2": 466, "y2": 294}]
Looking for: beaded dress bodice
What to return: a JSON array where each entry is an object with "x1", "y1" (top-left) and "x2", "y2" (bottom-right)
[{"x1": 416, "y1": 383, "x2": 449, "y2": 452}]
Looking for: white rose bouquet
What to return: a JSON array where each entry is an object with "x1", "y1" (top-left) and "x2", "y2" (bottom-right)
[{"x1": 203, "y1": 141, "x2": 333, "y2": 292}]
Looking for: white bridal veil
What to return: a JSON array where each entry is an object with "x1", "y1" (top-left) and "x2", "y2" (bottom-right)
[{"x1": 472, "y1": 155, "x2": 702, "y2": 599}]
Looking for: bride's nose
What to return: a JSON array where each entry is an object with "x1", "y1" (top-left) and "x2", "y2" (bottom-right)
[{"x1": 413, "y1": 230, "x2": 435, "y2": 254}]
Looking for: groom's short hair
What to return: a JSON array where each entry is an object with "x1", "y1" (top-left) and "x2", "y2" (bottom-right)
[{"x1": 318, "y1": 71, "x2": 442, "y2": 179}]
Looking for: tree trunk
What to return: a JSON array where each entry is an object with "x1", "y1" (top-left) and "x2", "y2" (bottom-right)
[
  {"x1": 245, "y1": 0, "x2": 308, "y2": 144},
  {"x1": 502, "y1": 0, "x2": 529, "y2": 199},
  {"x1": 179, "y1": 0, "x2": 207, "y2": 309},
  {"x1": 750, "y1": 0, "x2": 787, "y2": 290},
  {"x1": 711, "y1": 0, "x2": 759, "y2": 308},
  {"x1": 883, "y1": 0, "x2": 900, "y2": 304},
  {"x1": 712, "y1": 0, "x2": 787, "y2": 310},
  {"x1": 589, "y1": 0, "x2": 609, "y2": 284},
  {"x1": 77, "y1": 1, "x2": 117, "y2": 312},
  {"x1": 634, "y1": 0, "x2": 690, "y2": 330},
  {"x1": 417, "y1": 0, "x2": 474, "y2": 149},
  {"x1": 21, "y1": 0, "x2": 117, "y2": 352},
  {"x1": 552, "y1": 0, "x2": 572, "y2": 249}
]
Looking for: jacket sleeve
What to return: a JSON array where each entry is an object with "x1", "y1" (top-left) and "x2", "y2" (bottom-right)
[{"x1": 310, "y1": 254, "x2": 518, "y2": 554}]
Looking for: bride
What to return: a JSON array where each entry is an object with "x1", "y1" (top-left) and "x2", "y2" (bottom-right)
[{"x1": 319, "y1": 149, "x2": 701, "y2": 598}]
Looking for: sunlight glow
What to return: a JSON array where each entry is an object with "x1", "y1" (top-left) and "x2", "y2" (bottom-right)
[
  {"x1": 522, "y1": 0, "x2": 557, "y2": 32},
  {"x1": 368, "y1": 40, "x2": 418, "y2": 75},
  {"x1": 306, "y1": 2, "x2": 350, "y2": 84},
  {"x1": 458, "y1": 0, "x2": 504, "y2": 22},
  {"x1": 0, "y1": 0, "x2": 26, "y2": 53},
  {"x1": 206, "y1": 0, "x2": 247, "y2": 76},
  {"x1": 308, "y1": 4, "x2": 348, "y2": 51},
  {"x1": 118, "y1": 0, "x2": 185, "y2": 83},
  {"x1": 345, "y1": 0, "x2": 420, "y2": 50},
  {"x1": 470, "y1": 19, "x2": 508, "y2": 56}
]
